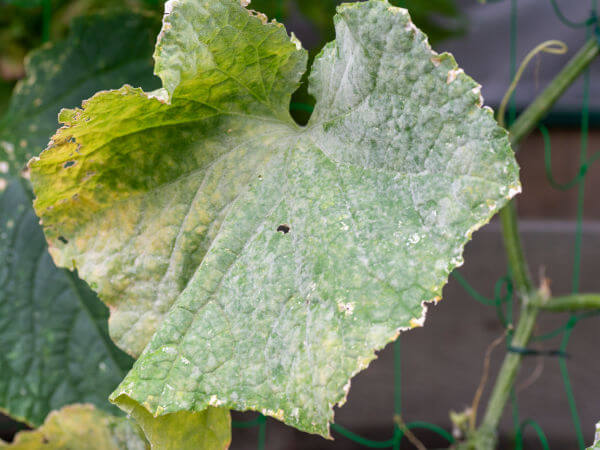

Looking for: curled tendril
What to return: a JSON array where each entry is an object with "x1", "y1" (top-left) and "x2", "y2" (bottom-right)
[{"x1": 498, "y1": 40, "x2": 568, "y2": 129}]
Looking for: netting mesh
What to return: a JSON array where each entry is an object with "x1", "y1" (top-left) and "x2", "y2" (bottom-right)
[{"x1": 27, "y1": 0, "x2": 600, "y2": 448}]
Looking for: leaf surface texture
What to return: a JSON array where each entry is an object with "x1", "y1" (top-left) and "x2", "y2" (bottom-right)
[
  {"x1": 30, "y1": 0, "x2": 521, "y2": 436},
  {"x1": 0, "y1": 178, "x2": 133, "y2": 426}
]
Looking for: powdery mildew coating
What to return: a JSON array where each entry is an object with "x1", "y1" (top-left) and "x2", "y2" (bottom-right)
[{"x1": 30, "y1": 0, "x2": 520, "y2": 438}]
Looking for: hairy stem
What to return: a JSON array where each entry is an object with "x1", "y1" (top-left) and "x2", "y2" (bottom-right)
[{"x1": 462, "y1": 37, "x2": 599, "y2": 449}]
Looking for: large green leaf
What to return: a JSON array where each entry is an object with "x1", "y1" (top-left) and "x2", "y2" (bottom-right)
[
  {"x1": 0, "y1": 11, "x2": 160, "y2": 175},
  {"x1": 0, "y1": 178, "x2": 134, "y2": 426},
  {"x1": 0, "y1": 404, "x2": 147, "y2": 449},
  {"x1": 30, "y1": 0, "x2": 520, "y2": 437}
]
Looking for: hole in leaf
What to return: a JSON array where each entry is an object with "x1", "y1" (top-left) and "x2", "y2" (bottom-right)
[
  {"x1": 63, "y1": 160, "x2": 76, "y2": 168},
  {"x1": 277, "y1": 224, "x2": 290, "y2": 234},
  {"x1": 58, "y1": 236, "x2": 68, "y2": 244}
]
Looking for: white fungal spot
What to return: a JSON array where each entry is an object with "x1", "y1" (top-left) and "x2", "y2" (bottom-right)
[
  {"x1": 508, "y1": 185, "x2": 522, "y2": 198},
  {"x1": 164, "y1": 0, "x2": 178, "y2": 15},
  {"x1": 342, "y1": 380, "x2": 351, "y2": 395},
  {"x1": 405, "y1": 21, "x2": 418, "y2": 33},
  {"x1": 98, "y1": 362, "x2": 107, "y2": 371},
  {"x1": 337, "y1": 301, "x2": 354, "y2": 316},
  {"x1": 209, "y1": 394, "x2": 223, "y2": 406},
  {"x1": 446, "y1": 68, "x2": 463, "y2": 84},
  {"x1": 0, "y1": 178, "x2": 6, "y2": 192},
  {"x1": 147, "y1": 88, "x2": 169, "y2": 103},
  {"x1": 162, "y1": 346, "x2": 177, "y2": 356},
  {"x1": 471, "y1": 86, "x2": 484, "y2": 106},
  {"x1": 290, "y1": 32, "x2": 302, "y2": 50},
  {"x1": 0, "y1": 162, "x2": 8, "y2": 174},
  {"x1": 410, "y1": 316, "x2": 424, "y2": 328},
  {"x1": 408, "y1": 233, "x2": 421, "y2": 244}
]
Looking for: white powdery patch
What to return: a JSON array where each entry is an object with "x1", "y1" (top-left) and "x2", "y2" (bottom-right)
[
  {"x1": 209, "y1": 394, "x2": 224, "y2": 406},
  {"x1": 161, "y1": 345, "x2": 177, "y2": 356},
  {"x1": 446, "y1": 68, "x2": 464, "y2": 84},
  {"x1": 508, "y1": 184, "x2": 522, "y2": 198},
  {"x1": 164, "y1": 0, "x2": 178, "y2": 15},
  {"x1": 0, "y1": 161, "x2": 8, "y2": 174},
  {"x1": 407, "y1": 233, "x2": 421, "y2": 245},
  {"x1": 405, "y1": 21, "x2": 418, "y2": 34},
  {"x1": 261, "y1": 409, "x2": 284, "y2": 421},
  {"x1": 337, "y1": 301, "x2": 354, "y2": 316},
  {"x1": 471, "y1": 85, "x2": 484, "y2": 107},
  {"x1": 290, "y1": 32, "x2": 302, "y2": 50},
  {"x1": 146, "y1": 88, "x2": 170, "y2": 103},
  {"x1": 336, "y1": 380, "x2": 353, "y2": 408}
]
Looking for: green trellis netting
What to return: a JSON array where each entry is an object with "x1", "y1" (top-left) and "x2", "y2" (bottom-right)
[{"x1": 4, "y1": 0, "x2": 600, "y2": 448}]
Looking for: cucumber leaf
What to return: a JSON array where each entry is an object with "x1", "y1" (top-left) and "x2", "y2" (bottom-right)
[
  {"x1": 0, "y1": 11, "x2": 160, "y2": 176},
  {"x1": 0, "y1": 10, "x2": 162, "y2": 427},
  {"x1": 115, "y1": 396, "x2": 230, "y2": 450},
  {"x1": 0, "y1": 404, "x2": 147, "y2": 449},
  {"x1": 30, "y1": 0, "x2": 520, "y2": 437},
  {"x1": 0, "y1": 178, "x2": 133, "y2": 426}
]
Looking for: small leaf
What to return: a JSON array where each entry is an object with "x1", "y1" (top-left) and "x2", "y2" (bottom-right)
[
  {"x1": 0, "y1": 404, "x2": 147, "y2": 449},
  {"x1": 115, "y1": 395, "x2": 230, "y2": 450},
  {"x1": 0, "y1": 178, "x2": 133, "y2": 426},
  {"x1": 30, "y1": 0, "x2": 520, "y2": 437},
  {"x1": 0, "y1": 11, "x2": 160, "y2": 175}
]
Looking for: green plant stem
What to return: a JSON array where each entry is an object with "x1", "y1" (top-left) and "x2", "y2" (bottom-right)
[
  {"x1": 536, "y1": 293, "x2": 600, "y2": 312},
  {"x1": 499, "y1": 203, "x2": 532, "y2": 294},
  {"x1": 461, "y1": 37, "x2": 600, "y2": 450},
  {"x1": 463, "y1": 299, "x2": 540, "y2": 449},
  {"x1": 508, "y1": 37, "x2": 599, "y2": 147}
]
